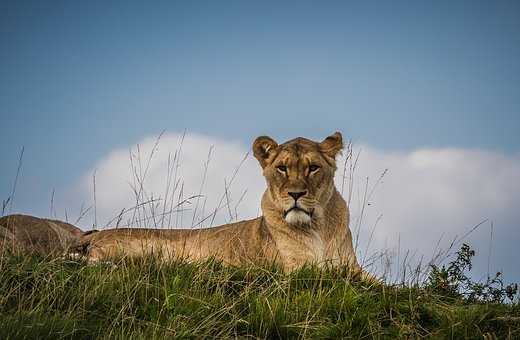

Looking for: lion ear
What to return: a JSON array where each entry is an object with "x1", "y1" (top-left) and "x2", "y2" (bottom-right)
[
  {"x1": 253, "y1": 136, "x2": 279, "y2": 168},
  {"x1": 319, "y1": 132, "x2": 343, "y2": 159}
]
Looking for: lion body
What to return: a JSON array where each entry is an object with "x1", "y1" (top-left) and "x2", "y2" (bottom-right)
[
  {"x1": 0, "y1": 214, "x2": 83, "y2": 254},
  {"x1": 78, "y1": 190, "x2": 358, "y2": 272},
  {"x1": 78, "y1": 133, "x2": 362, "y2": 274}
]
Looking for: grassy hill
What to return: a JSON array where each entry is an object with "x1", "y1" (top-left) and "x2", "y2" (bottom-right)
[{"x1": 0, "y1": 249, "x2": 519, "y2": 339}]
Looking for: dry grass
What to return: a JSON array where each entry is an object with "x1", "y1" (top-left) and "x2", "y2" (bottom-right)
[{"x1": 0, "y1": 251, "x2": 519, "y2": 339}]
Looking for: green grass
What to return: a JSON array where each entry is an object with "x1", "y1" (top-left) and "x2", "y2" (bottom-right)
[{"x1": 0, "y1": 253, "x2": 518, "y2": 339}]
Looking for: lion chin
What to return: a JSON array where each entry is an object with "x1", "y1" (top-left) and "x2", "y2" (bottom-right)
[{"x1": 284, "y1": 209, "x2": 312, "y2": 226}]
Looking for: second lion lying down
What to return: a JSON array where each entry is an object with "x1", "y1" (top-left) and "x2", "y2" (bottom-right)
[{"x1": 77, "y1": 132, "x2": 365, "y2": 276}]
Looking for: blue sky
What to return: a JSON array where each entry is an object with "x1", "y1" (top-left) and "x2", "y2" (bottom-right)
[{"x1": 1, "y1": 1, "x2": 519, "y2": 280}]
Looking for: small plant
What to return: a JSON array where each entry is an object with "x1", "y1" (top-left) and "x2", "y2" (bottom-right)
[{"x1": 427, "y1": 243, "x2": 518, "y2": 303}]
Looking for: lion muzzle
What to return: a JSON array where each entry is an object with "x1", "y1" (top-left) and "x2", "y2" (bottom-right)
[{"x1": 284, "y1": 206, "x2": 313, "y2": 225}]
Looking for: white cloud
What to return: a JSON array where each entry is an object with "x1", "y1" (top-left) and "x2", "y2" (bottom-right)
[
  {"x1": 75, "y1": 133, "x2": 520, "y2": 282},
  {"x1": 342, "y1": 146, "x2": 520, "y2": 282},
  {"x1": 77, "y1": 133, "x2": 265, "y2": 230}
]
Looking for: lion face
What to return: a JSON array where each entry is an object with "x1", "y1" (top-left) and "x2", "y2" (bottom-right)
[{"x1": 253, "y1": 132, "x2": 343, "y2": 227}]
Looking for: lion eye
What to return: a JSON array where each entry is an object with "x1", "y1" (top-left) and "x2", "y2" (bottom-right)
[
  {"x1": 309, "y1": 165, "x2": 320, "y2": 173},
  {"x1": 276, "y1": 165, "x2": 287, "y2": 173}
]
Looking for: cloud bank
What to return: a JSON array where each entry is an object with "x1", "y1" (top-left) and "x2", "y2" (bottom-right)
[
  {"x1": 77, "y1": 133, "x2": 266, "y2": 230},
  {"x1": 76, "y1": 132, "x2": 520, "y2": 282}
]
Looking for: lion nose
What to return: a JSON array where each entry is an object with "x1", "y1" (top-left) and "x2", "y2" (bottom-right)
[{"x1": 288, "y1": 191, "x2": 307, "y2": 201}]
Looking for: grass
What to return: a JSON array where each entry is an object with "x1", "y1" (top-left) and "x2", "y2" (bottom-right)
[{"x1": 0, "y1": 252, "x2": 519, "y2": 339}]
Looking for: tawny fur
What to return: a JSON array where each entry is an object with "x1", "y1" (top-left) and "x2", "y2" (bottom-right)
[
  {"x1": 77, "y1": 132, "x2": 365, "y2": 276},
  {"x1": 0, "y1": 214, "x2": 83, "y2": 254}
]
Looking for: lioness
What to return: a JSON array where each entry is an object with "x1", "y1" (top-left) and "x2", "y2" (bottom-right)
[
  {"x1": 0, "y1": 214, "x2": 83, "y2": 254},
  {"x1": 77, "y1": 132, "x2": 364, "y2": 275}
]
